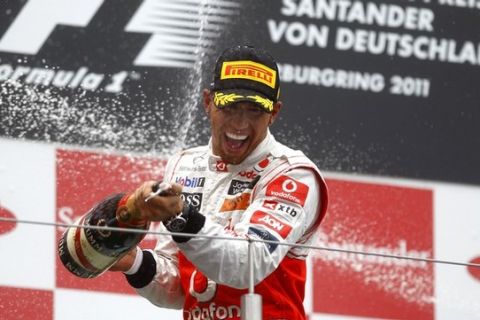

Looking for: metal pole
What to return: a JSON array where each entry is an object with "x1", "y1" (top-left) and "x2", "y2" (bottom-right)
[
  {"x1": 241, "y1": 239, "x2": 262, "y2": 320},
  {"x1": 248, "y1": 239, "x2": 255, "y2": 291}
]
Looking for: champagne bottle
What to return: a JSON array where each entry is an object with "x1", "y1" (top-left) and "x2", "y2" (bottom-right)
[{"x1": 58, "y1": 193, "x2": 149, "y2": 278}]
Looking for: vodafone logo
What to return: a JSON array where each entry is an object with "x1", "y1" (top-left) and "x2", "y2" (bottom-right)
[
  {"x1": 282, "y1": 179, "x2": 298, "y2": 193},
  {"x1": 0, "y1": 205, "x2": 17, "y2": 235},
  {"x1": 239, "y1": 170, "x2": 257, "y2": 179},
  {"x1": 266, "y1": 175, "x2": 309, "y2": 206},
  {"x1": 468, "y1": 256, "x2": 480, "y2": 282}
]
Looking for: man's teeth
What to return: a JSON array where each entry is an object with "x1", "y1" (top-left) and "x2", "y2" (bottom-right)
[{"x1": 226, "y1": 132, "x2": 248, "y2": 140}]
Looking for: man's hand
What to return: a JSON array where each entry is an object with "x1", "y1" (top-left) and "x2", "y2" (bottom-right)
[
  {"x1": 109, "y1": 181, "x2": 183, "y2": 273},
  {"x1": 130, "y1": 181, "x2": 184, "y2": 222},
  {"x1": 109, "y1": 247, "x2": 138, "y2": 272}
]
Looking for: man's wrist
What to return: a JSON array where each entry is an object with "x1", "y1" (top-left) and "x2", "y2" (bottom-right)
[
  {"x1": 123, "y1": 247, "x2": 143, "y2": 275},
  {"x1": 124, "y1": 249, "x2": 157, "y2": 289},
  {"x1": 165, "y1": 204, "x2": 206, "y2": 243},
  {"x1": 164, "y1": 204, "x2": 190, "y2": 232}
]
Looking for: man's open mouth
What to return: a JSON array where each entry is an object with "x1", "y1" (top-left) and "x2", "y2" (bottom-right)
[{"x1": 225, "y1": 132, "x2": 248, "y2": 150}]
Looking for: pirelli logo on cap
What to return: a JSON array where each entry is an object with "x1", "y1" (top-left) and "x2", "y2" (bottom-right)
[{"x1": 221, "y1": 60, "x2": 276, "y2": 88}]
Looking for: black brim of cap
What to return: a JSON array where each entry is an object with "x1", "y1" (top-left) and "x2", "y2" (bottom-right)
[{"x1": 213, "y1": 89, "x2": 274, "y2": 113}]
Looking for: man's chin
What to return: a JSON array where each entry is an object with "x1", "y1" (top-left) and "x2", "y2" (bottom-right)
[
  {"x1": 221, "y1": 141, "x2": 248, "y2": 160},
  {"x1": 221, "y1": 149, "x2": 247, "y2": 165}
]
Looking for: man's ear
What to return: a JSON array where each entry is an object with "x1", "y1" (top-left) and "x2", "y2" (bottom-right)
[
  {"x1": 203, "y1": 89, "x2": 212, "y2": 116},
  {"x1": 269, "y1": 101, "x2": 282, "y2": 126}
]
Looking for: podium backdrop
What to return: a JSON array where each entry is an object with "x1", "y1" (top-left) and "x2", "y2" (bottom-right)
[
  {"x1": 1, "y1": 0, "x2": 479, "y2": 184},
  {"x1": 1, "y1": 1, "x2": 479, "y2": 319}
]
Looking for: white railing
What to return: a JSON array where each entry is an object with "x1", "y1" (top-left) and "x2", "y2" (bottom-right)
[{"x1": 1, "y1": 216, "x2": 480, "y2": 320}]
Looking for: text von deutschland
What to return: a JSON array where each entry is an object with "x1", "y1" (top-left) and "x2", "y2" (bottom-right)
[{"x1": 270, "y1": 0, "x2": 480, "y2": 66}]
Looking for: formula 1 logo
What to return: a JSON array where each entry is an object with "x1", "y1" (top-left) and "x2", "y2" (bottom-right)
[
  {"x1": 0, "y1": 205, "x2": 17, "y2": 235},
  {"x1": 0, "y1": 0, "x2": 104, "y2": 55},
  {"x1": 0, "y1": 0, "x2": 240, "y2": 68}
]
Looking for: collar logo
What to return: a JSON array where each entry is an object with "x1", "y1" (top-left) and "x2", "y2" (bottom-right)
[
  {"x1": 220, "y1": 60, "x2": 276, "y2": 88},
  {"x1": 216, "y1": 160, "x2": 228, "y2": 172}
]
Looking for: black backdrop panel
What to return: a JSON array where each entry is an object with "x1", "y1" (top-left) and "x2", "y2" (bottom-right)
[{"x1": 0, "y1": 0, "x2": 479, "y2": 185}]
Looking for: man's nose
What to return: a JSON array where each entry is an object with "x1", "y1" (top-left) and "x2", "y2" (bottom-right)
[{"x1": 230, "y1": 109, "x2": 250, "y2": 128}]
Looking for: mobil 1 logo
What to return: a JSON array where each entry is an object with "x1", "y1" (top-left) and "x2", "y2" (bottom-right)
[
  {"x1": 175, "y1": 176, "x2": 205, "y2": 188},
  {"x1": 180, "y1": 192, "x2": 202, "y2": 211}
]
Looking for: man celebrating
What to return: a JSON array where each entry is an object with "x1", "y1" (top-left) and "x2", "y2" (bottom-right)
[{"x1": 113, "y1": 45, "x2": 328, "y2": 319}]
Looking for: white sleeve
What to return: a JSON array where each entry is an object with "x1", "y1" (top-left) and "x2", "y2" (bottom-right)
[
  {"x1": 176, "y1": 168, "x2": 321, "y2": 289},
  {"x1": 134, "y1": 225, "x2": 185, "y2": 309}
]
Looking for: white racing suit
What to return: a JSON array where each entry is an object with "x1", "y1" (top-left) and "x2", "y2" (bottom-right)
[{"x1": 125, "y1": 132, "x2": 328, "y2": 320}]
